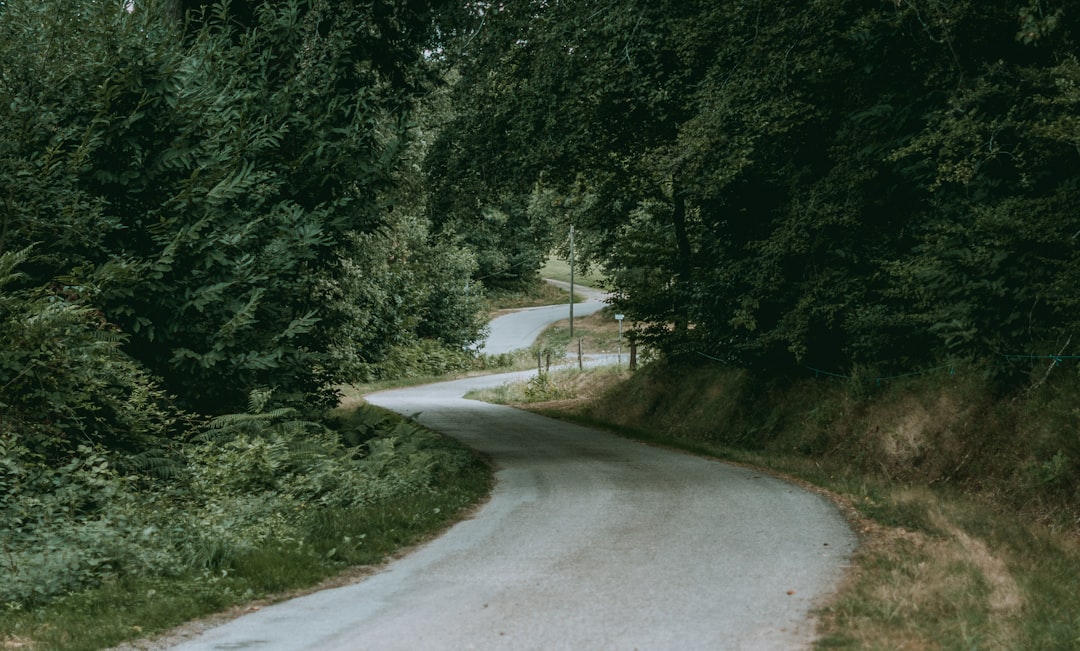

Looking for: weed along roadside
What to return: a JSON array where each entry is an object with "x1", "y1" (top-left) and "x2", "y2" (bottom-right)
[
  {"x1": 473, "y1": 357, "x2": 1080, "y2": 650},
  {"x1": 0, "y1": 403, "x2": 493, "y2": 651}
]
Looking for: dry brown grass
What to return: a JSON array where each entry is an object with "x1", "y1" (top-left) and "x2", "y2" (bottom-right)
[
  {"x1": 860, "y1": 392, "x2": 979, "y2": 483},
  {"x1": 813, "y1": 485, "x2": 1028, "y2": 650},
  {"x1": 568, "y1": 309, "x2": 624, "y2": 354}
]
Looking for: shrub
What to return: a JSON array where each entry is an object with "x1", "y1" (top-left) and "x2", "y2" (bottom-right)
[
  {"x1": 0, "y1": 442, "x2": 184, "y2": 607},
  {"x1": 0, "y1": 248, "x2": 182, "y2": 462}
]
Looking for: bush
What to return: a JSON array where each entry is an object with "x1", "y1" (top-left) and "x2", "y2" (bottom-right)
[
  {"x1": 0, "y1": 390, "x2": 481, "y2": 609},
  {"x1": 0, "y1": 248, "x2": 182, "y2": 462},
  {"x1": 357, "y1": 339, "x2": 477, "y2": 383},
  {"x1": 0, "y1": 442, "x2": 184, "y2": 607}
]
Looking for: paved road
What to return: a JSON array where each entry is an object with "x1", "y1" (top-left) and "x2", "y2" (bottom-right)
[
  {"x1": 164, "y1": 288, "x2": 856, "y2": 651},
  {"x1": 168, "y1": 372, "x2": 854, "y2": 650},
  {"x1": 480, "y1": 280, "x2": 607, "y2": 355}
]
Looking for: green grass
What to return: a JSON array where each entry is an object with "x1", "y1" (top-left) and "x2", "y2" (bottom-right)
[
  {"x1": 478, "y1": 360, "x2": 1080, "y2": 651},
  {"x1": 539, "y1": 256, "x2": 605, "y2": 288},
  {"x1": 0, "y1": 409, "x2": 492, "y2": 651},
  {"x1": 485, "y1": 277, "x2": 577, "y2": 311}
]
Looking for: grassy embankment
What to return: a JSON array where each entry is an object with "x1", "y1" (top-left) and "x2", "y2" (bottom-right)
[
  {"x1": 0, "y1": 403, "x2": 491, "y2": 651},
  {"x1": 470, "y1": 314, "x2": 1080, "y2": 650},
  {"x1": 484, "y1": 259, "x2": 603, "y2": 313}
]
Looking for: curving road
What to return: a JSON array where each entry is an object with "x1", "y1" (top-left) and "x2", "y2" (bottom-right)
[
  {"x1": 481, "y1": 280, "x2": 608, "y2": 355},
  {"x1": 165, "y1": 288, "x2": 855, "y2": 651}
]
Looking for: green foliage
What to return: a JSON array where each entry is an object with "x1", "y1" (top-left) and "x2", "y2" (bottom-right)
[
  {"x1": 439, "y1": 0, "x2": 1080, "y2": 380},
  {"x1": 523, "y1": 372, "x2": 571, "y2": 402},
  {"x1": 357, "y1": 339, "x2": 476, "y2": 383},
  {"x1": 423, "y1": 32, "x2": 558, "y2": 290},
  {"x1": 0, "y1": 0, "x2": 481, "y2": 413},
  {"x1": 0, "y1": 423, "x2": 489, "y2": 651},
  {"x1": 0, "y1": 248, "x2": 182, "y2": 462},
  {"x1": 0, "y1": 386, "x2": 485, "y2": 610}
]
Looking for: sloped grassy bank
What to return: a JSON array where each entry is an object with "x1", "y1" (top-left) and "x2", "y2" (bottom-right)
[
  {"x1": 492, "y1": 359, "x2": 1080, "y2": 650},
  {"x1": 0, "y1": 403, "x2": 491, "y2": 651}
]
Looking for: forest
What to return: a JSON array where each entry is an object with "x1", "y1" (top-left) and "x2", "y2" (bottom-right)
[
  {"x1": 2, "y1": 0, "x2": 1079, "y2": 639},
  {"x1": 434, "y1": 0, "x2": 1080, "y2": 379}
]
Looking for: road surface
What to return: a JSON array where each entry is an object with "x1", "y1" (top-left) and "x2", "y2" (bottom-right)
[
  {"x1": 481, "y1": 280, "x2": 608, "y2": 355},
  {"x1": 163, "y1": 287, "x2": 856, "y2": 651}
]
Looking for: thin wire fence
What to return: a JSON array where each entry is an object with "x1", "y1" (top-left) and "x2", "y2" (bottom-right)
[{"x1": 693, "y1": 351, "x2": 1077, "y2": 385}]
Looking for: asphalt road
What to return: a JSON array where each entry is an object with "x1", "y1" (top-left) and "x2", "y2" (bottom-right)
[
  {"x1": 164, "y1": 287, "x2": 856, "y2": 651},
  {"x1": 481, "y1": 280, "x2": 608, "y2": 355}
]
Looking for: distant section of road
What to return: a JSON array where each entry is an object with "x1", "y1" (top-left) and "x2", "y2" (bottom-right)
[{"x1": 480, "y1": 280, "x2": 608, "y2": 355}]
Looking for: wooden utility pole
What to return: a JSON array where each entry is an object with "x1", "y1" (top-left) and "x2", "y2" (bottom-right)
[{"x1": 569, "y1": 224, "x2": 575, "y2": 339}]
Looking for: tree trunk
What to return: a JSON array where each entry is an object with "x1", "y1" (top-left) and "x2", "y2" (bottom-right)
[{"x1": 671, "y1": 181, "x2": 692, "y2": 334}]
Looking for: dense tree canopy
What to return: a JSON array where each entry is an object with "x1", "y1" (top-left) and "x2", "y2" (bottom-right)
[
  {"x1": 433, "y1": 0, "x2": 1080, "y2": 378},
  {"x1": 1, "y1": 0, "x2": 483, "y2": 416},
  {"x1": 6, "y1": 0, "x2": 1079, "y2": 449}
]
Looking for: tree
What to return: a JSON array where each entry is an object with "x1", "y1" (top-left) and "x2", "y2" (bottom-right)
[
  {"x1": 0, "y1": 0, "x2": 478, "y2": 412},
  {"x1": 437, "y1": 0, "x2": 1080, "y2": 378}
]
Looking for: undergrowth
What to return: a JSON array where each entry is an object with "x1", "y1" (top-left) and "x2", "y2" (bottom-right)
[
  {"x1": 485, "y1": 277, "x2": 577, "y2": 311},
  {"x1": 0, "y1": 398, "x2": 490, "y2": 651}
]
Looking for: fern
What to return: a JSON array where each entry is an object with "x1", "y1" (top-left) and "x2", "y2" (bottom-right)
[
  {"x1": 205, "y1": 159, "x2": 258, "y2": 206},
  {"x1": 117, "y1": 451, "x2": 184, "y2": 481},
  {"x1": 247, "y1": 387, "x2": 274, "y2": 414},
  {"x1": 0, "y1": 247, "x2": 32, "y2": 288}
]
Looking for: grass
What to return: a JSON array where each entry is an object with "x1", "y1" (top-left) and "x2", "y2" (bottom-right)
[
  {"x1": 472, "y1": 359, "x2": 1080, "y2": 651},
  {"x1": 485, "y1": 277, "x2": 578, "y2": 311},
  {"x1": 520, "y1": 307, "x2": 635, "y2": 358},
  {"x1": 0, "y1": 407, "x2": 492, "y2": 651},
  {"x1": 539, "y1": 256, "x2": 606, "y2": 288}
]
